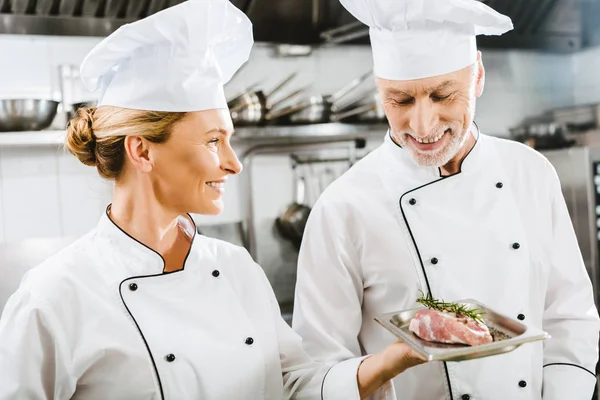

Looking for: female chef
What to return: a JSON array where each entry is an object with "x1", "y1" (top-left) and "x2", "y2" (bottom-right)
[{"x1": 0, "y1": 0, "x2": 425, "y2": 399}]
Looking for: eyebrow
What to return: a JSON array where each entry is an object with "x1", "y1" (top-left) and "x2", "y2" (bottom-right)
[
  {"x1": 385, "y1": 80, "x2": 457, "y2": 97},
  {"x1": 204, "y1": 127, "x2": 233, "y2": 136}
]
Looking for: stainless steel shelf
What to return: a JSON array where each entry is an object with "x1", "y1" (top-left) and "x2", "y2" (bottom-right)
[{"x1": 0, "y1": 123, "x2": 388, "y2": 148}]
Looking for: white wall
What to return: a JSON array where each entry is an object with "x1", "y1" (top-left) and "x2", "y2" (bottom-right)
[
  {"x1": 573, "y1": 45, "x2": 600, "y2": 106},
  {"x1": 0, "y1": 33, "x2": 584, "y2": 302}
]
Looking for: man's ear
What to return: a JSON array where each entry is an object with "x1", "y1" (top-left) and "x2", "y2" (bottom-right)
[{"x1": 474, "y1": 51, "x2": 485, "y2": 98}]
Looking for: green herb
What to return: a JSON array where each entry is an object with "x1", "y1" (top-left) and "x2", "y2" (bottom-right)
[{"x1": 416, "y1": 290, "x2": 486, "y2": 324}]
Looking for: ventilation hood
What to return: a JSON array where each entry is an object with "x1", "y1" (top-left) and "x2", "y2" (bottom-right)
[{"x1": 0, "y1": 0, "x2": 584, "y2": 53}]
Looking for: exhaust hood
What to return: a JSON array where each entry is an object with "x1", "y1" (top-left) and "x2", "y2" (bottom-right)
[{"x1": 0, "y1": 0, "x2": 584, "y2": 53}]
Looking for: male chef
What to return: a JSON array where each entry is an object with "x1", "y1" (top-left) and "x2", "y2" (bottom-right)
[{"x1": 292, "y1": 1, "x2": 600, "y2": 399}]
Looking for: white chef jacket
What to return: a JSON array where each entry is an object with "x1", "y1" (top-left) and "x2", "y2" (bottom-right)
[
  {"x1": 0, "y1": 211, "x2": 365, "y2": 400},
  {"x1": 293, "y1": 130, "x2": 600, "y2": 400}
]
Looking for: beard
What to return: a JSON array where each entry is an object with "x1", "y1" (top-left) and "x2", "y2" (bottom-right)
[{"x1": 391, "y1": 121, "x2": 470, "y2": 168}]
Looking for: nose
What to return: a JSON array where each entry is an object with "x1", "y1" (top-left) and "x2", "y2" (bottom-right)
[
  {"x1": 409, "y1": 100, "x2": 438, "y2": 135},
  {"x1": 221, "y1": 143, "x2": 243, "y2": 175}
]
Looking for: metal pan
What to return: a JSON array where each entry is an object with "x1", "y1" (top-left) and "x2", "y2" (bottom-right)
[
  {"x1": 275, "y1": 166, "x2": 311, "y2": 250},
  {"x1": 374, "y1": 299, "x2": 549, "y2": 362},
  {"x1": 331, "y1": 91, "x2": 386, "y2": 124},
  {"x1": 266, "y1": 70, "x2": 373, "y2": 125},
  {"x1": 229, "y1": 73, "x2": 300, "y2": 126}
]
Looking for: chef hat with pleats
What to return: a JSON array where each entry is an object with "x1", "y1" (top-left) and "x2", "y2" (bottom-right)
[
  {"x1": 339, "y1": 0, "x2": 513, "y2": 81},
  {"x1": 79, "y1": 0, "x2": 253, "y2": 112}
]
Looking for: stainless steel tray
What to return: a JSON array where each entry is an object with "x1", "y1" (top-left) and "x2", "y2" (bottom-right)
[{"x1": 374, "y1": 299, "x2": 550, "y2": 362}]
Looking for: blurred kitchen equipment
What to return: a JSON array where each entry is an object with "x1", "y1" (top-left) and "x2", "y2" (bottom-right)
[
  {"x1": 0, "y1": 99, "x2": 59, "y2": 132},
  {"x1": 198, "y1": 221, "x2": 247, "y2": 249},
  {"x1": 267, "y1": 69, "x2": 373, "y2": 124},
  {"x1": 510, "y1": 121, "x2": 575, "y2": 150},
  {"x1": 552, "y1": 103, "x2": 600, "y2": 132},
  {"x1": 229, "y1": 72, "x2": 302, "y2": 126},
  {"x1": 331, "y1": 90, "x2": 386, "y2": 123},
  {"x1": 320, "y1": 20, "x2": 369, "y2": 44},
  {"x1": 275, "y1": 164, "x2": 311, "y2": 250}
]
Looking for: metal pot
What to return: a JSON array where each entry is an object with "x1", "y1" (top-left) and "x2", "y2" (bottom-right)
[
  {"x1": 330, "y1": 91, "x2": 386, "y2": 123},
  {"x1": 0, "y1": 99, "x2": 59, "y2": 132},
  {"x1": 229, "y1": 73, "x2": 302, "y2": 126},
  {"x1": 267, "y1": 70, "x2": 373, "y2": 125},
  {"x1": 275, "y1": 168, "x2": 311, "y2": 249}
]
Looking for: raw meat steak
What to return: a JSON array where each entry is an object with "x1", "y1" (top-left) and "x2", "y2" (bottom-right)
[{"x1": 408, "y1": 309, "x2": 493, "y2": 346}]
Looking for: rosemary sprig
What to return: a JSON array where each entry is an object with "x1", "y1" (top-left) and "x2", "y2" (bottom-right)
[{"x1": 416, "y1": 290, "x2": 486, "y2": 324}]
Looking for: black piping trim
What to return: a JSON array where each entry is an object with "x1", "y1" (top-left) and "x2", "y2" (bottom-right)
[
  {"x1": 320, "y1": 364, "x2": 335, "y2": 399},
  {"x1": 443, "y1": 363, "x2": 454, "y2": 400},
  {"x1": 104, "y1": 204, "x2": 197, "y2": 274},
  {"x1": 106, "y1": 204, "x2": 199, "y2": 400},
  {"x1": 543, "y1": 363, "x2": 597, "y2": 378},
  {"x1": 119, "y1": 280, "x2": 165, "y2": 400},
  {"x1": 393, "y1": 121, "x2": 482, "y2": 400}
]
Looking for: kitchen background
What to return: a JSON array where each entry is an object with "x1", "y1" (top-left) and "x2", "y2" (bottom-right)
[{"x1": 1, "y1": 0, "x2": 600, "y2": 354}]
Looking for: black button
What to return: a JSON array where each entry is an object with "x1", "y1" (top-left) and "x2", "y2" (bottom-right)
[
  {"x1": 461, "y1": 395, "x2": 471, "y2": 400},
  {"x1": 519, "y1": 380, "x2": 527, "y2": 388},
  {"x1": 409, "y1": 198, "x2": 417, "y2": 205},
  {"x1": 129, "y1": 283, "x2": 138, "y2": 291},
  {"x1": 212, "y1": 270, "x2": 220, "y2": 277},
  {"x1": 496, "y1": 182, "x2": 503, "y2": 188},
  {"x1": 431, "y1": 257, "x2": 439, "y2": 265},
  {"x1": 245, "y1": 337, "x2": 254, "y2": 345},
  {"x1": 512, "y1": 242, "x2": 521, "y2": 250},
  {"x1": 165, "y1": 354, "x2": 175, "y2": 362},
  {"x1": 517, "y1": 314, "x2": 525, "y2": 321}
]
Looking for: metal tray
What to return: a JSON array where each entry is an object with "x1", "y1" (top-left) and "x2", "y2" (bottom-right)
[{"x1": 374, "y1": 299, "x2": 550, "y2": 362}]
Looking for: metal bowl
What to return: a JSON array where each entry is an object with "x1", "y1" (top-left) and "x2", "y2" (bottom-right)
[{"x1": 0, "y1": 99, "x2": 59, "y2": 132}]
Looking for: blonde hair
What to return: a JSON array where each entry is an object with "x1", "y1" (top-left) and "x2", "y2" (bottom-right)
[{"x1": 65, "y1": 106, "x2": 186, "y2": 180}]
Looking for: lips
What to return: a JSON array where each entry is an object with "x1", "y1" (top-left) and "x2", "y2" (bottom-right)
[
  {"x1": 408, "y1": 129, "x2": 451, "y2": 150},
  {"x1": 206, "y1": 179, "x2": 226, "y2": 194}
]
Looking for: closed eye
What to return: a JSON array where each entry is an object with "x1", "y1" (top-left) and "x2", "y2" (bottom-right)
[
  {"x1": 431, "y1": 93, "x2": 452, "y2": 102},
  {"x1": 393, "y1": 98, "x2": 414, "y2": 106}
]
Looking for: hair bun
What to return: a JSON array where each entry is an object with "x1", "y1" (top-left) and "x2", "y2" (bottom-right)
[{"x1": 65, "y1": 107, "x2": 97, "y2": 166}]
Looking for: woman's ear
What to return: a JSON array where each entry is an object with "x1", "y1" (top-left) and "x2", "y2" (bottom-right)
[{"x1": 124, "y1": 136, "x2": 153, "y2": 173}]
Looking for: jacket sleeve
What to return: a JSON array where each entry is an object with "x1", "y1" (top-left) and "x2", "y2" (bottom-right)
[
  {"x1": 0, "y1": 287, "x2": 74, "y2": 400},
  {"x1": 246, "y1": 256, "x2": 368, "y2": 400},
  {"x1": 291, "y1": 199, "x2": 395, "y2": 400},
  {"x1": 542, "y1": 166, "x2": 600, "y2": 399}
]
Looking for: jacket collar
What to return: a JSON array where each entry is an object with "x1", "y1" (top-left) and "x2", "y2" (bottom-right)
[
  {"x1": 381, "y1": 123, "x2": 483, "y2": 182},
  {"x1": 94, "y1": 206, "x2": 197, "y2": 278}
]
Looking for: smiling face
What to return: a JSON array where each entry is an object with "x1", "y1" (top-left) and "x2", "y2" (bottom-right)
[
  {"x1": 377, "y1": 54, "x2": 485, "y2": 167},
  {"x1": 142, "y1": 109, "x2": 242, "y2": 215}
]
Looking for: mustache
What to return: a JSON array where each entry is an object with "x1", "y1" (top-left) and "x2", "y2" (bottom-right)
[{"x1": 394, "y1": 123, "x2": 461, "y2": 140}]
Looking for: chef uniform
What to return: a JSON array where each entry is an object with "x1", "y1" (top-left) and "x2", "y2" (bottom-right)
[
  {"x1": 0, "y1": 1, "x2": 367, "y2": 399},
  {"x1": 292, "y1": 1, "x2": 600, "y2": 400}
]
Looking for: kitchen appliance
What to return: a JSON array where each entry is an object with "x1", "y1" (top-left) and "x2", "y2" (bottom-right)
[{"x1": 541, "y1": 145, "x2": 600, "y2": 394}]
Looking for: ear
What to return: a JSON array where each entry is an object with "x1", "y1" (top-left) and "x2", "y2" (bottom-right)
[
  {"x1": 124, "y1": 136, "x2": 153, "y2": 173},
  {"x1": 474, "y1": 51, "x2": 485, "y2": 98}
]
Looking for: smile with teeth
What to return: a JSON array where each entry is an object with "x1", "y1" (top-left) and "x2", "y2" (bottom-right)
[
  {"x1": 206, "y1": 182, "x2": 225, "y2": 189},
  {"x1": 412, "y1": 131, "x2": 447, "y2": 144}
]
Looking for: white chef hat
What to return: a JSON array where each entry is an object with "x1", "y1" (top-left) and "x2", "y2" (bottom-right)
[
  {"x1": 339, "y1": 0, "x2": 513, "y2": 81},
  {"x1": 80, "y1": 0, "x2": 253, "y2": 112}
]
